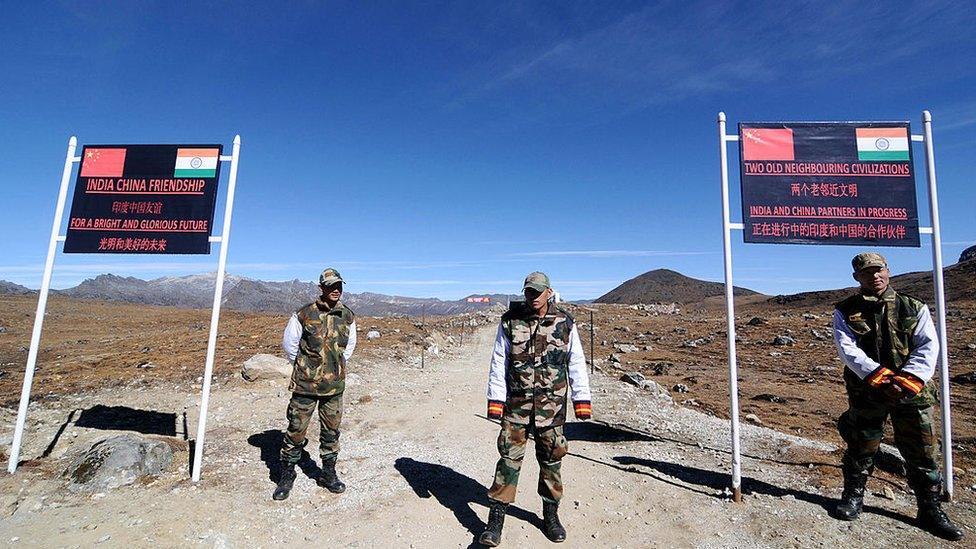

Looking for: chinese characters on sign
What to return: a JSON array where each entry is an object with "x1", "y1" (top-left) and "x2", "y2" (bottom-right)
[
  {"x1": 738, "y1": 122, "x2": 919, "y2": 247},
  {"x1": 64, "y1": 145, "x2": 223, "y2": 254}
]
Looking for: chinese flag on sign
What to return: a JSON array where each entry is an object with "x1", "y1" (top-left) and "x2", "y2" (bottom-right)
[
  {"x1": 741, "y1": 128, "x2": 794, "y2": 161},
  {"x1": 80, "y1": 148, "x2": 127, "y2": 177}
]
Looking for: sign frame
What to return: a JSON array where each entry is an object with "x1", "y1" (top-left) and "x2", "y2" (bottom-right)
[
  {"x1": 6, "y1": 136, "x2": 243, "y2": 483},
  {"x1": 717, "y1": 112, "x2": 955, "y2": 502}
]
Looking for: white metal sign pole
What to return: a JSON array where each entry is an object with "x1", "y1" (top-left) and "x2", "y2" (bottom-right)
[
  {"x1": 191, "y1": 135, "x2": 242, "y2": 482},
  {"x1": 7, "y1": 136, "x2": 79, "y2": 473},
  {"x1": 718, "y1": 112, "x2": 743, "y2": 502},
  {"x1": 920, "y1": 111, "x2": 954, "y2": 500}
]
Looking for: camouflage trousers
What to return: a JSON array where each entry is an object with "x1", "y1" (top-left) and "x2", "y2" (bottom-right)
[
  {"x1": 488, "y1": 419, "x2": 569, "y2": 504},
  {"x1": 838, "y1": 395, "x2": 940, "y2": 487},
  {"x1": 280, "y1": 392, "x2": 342, "y2": 466}
]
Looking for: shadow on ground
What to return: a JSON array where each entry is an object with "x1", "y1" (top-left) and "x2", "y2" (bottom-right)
[
  {"x1": 394, "y1": 457, "x2": 542, "y2": 547},
  {"x1": 75, "y1": 405, "x2": 177, "y2": 436},
  {"x1": 612, "y1": 456, "x2": 916, "y2": 527},
  {"x1": 247, "y1": 429, "x2": 322, "y2": 484}
]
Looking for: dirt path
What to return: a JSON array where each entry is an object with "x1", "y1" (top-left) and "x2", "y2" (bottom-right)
[{"x1": 0, "y1": 325, "x2": 971, "y2": 547}]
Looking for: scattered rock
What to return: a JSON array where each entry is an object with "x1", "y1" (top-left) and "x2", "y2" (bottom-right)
[
  {"x1": 65, "y1": 435, "x2": 173, "y2": 493},
  {"x1": 241, "y1": 354, "x2": 291, "y2": 382},
  {"x1": 620, "y1": 372, "x2": 647, "y2": 388},
  {"x1": 0, "y1": 326, "x2": 7, "y2": 333},
  {"x1": 951, "y1": 372, "x2": 976, "y2": 384},
  {"x1": 135, "y1": 361, "x2": 155, "y2": 369},
  {"x1": 648, "y1": 362, "x2": 673, "y2": 376},
  {"x1": 366, "y1": 330, "x2": 381, "y2": 340},
  {"x1": 966, "y1": 343, "x2": 976, "y2": 351},
  {"x1": 426, "y1": 344, "x2": 439, "y2": 356},
  {"x1": 141, "y1": 346, "x2": 151, "y2": 353},
  {"x1": 672, "y1": 384, "x2": 689, "y2": 393},
  {"x1": 681, "y1": 337, "x2": 711, "y2": 348},
  {"x1": 613, "y1": 343, "x2": 639, "y2": 354},
  {"x1": 769, "y1": 351, "x2": 783, "y2": 357},
  {"x1": 751, "y1": 394, "x2": 787, "y2": 404},
  {"x1": 811, "y1": 329, "x2": 826, "y2": 341},
  {"x1": 745, "y1": 413, "x2": 762, "y2": 425},
  {"x1": 772, "y1": 335, "x2": 796, "y2": 346},
  {"x1": 876, "y1": 443, "x2": 907, "y2": 476},
  {"x1": 747, "y1": 317, "x2": 767, "y2": 326},
  {"x1": 609, "y1": 354, "x2": 621, "y2": 364},
  {"x1": 802, "y1": 313, "x2": 819, "y2": 320},
  {"x1": 881, "y1": 486, "x2": 896, "y2": 500},
  {"x1": 619, "y1": 372, "x2": 672, "y2": 401}
]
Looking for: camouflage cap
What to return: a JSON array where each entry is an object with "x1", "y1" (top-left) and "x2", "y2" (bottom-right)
[
  {"x1": 852, "y1": 252, "x2": 887, "y2": 273},
  {"x1": 319, "y1": 268, "x2": 344, "y2": 286},
  {"x1": 523, "y1": 271, "x2": 551, "y2": 292}
]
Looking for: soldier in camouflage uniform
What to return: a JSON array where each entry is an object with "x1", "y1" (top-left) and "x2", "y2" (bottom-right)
[
  {"x1": 832, "y1": 253, "x2": 963, "y2": 540},
  {"x1": 479, "y1": 272, "x2": 591, "y2": 546},
  {"x1": 273, "y1": 267, "x2": 357, "y2": 501}
]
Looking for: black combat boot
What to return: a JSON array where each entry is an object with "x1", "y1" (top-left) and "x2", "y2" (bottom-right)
[
  {"x1": 272, "y1": 464, "x2": 297, "y2": 501},
  {"x1": 915, "y1": 484, "x2": 964, "y2": 541},
  {"x1": 542, "y1": 500, "x2": 567, "y2": 542},
  {"x1": 835, "y1": 469, "x2": 867, "y2": 521},
  {"x1": 478, "y1": 501, "x2": 507, "y2": 547},
  {"x1": 317, "y1": 457, "x2": 346, "y2": 493}
]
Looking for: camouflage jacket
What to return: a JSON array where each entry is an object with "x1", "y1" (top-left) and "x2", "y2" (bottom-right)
[
  {"x1": 286, "y1": 300, "x2": 356, "y2": 397},
  {"x1": 833, "y1": 287, "x2": 938, "y2": 404},
  {"x1": 486, "y1": 303, "x2": 591, "y2": 428}
]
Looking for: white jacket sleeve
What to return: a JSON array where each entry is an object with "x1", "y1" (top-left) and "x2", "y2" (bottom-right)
[
  {"x1": 343, "y1": 321, "x2": 357, "y2": 362},
  {"x1": 567, "y1": 324, "x2": 591, "y2": 402},
  {"x1": 487, "y1": 323, "x2": 509, "y2": 402},
  {"x1": 900, "y1": 306, "x2": 938, "y2": 383},
  {"x1": 282, "y1": 314, "x2": 301, "y2": 362},
  {"x1": 832, "y1": 309, "x2": 882, "y2": 379}
]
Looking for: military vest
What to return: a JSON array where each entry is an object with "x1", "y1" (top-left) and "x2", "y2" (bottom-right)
[
  {"x1": 290, "y1": 300, "x2": 354, "y2": 397},
  {"x1": 835, "y1": 287, "x2": 936, "y2": 406},
  {"x1": 502, "y1": 303, "x2": 574, "y2": 428}
]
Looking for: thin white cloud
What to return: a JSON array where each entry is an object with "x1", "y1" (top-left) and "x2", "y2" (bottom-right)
[{"x1": 511, "y1": 250, "x2": 713, "y2": 258}]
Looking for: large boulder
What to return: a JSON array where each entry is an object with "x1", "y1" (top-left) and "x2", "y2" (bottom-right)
[
  {"x1": 241, "y1": 353, "x2": 292, "y2": 382},
  {"x1": 65, "y1": 434, "x2": 173, "y2": 493}
]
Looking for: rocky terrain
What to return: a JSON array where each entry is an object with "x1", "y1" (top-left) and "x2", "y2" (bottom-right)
[{"x1": 0, "y1": 260, "x2": 974, "y2": 547}]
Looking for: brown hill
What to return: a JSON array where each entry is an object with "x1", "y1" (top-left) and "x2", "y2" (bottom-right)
[
  {"x1": 595, "y1": 268, "x2": 761, "y2": 305},
  {"x1": 772, "y1": 258, "x2": 976, "y2": 307}
]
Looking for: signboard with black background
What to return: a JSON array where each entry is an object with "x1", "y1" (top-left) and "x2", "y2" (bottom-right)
[
  {"x1": 64, "y1": 144, "x2": 223, "y2": 254},
  {"x1": 738, "y1": 122, "x2": 920, "y2": 247}
]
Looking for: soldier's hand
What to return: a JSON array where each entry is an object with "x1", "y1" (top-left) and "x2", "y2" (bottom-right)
[{"x1": 881, "y1": 382, "x2": 905, "y2": 403}]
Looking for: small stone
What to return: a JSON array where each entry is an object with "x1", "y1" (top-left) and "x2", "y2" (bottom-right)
[
  {"x1": 747, "y1": 317, "x2": 766, "y2": 326},
  {"x1": 366, "y1": 330, "x2": 381, "y2": 340},
  {"x1": 772, "y1": 335, "x2": 795, "y2": 346},
  {"x1": 745, "y1": 413, "x2": 762, "y2": 425},
  {"x1": 881, "y1": 486, "x2": 895, "y2": 500},
  {"x1": 96, "y1": 535, "x2": 111, "y2": 543},
  {"x1": 967, "y1": 343, "x2": 976, "y2": 350},
  {"x1": 672, "y1": 384, "x2": 689, "y2": 393}
]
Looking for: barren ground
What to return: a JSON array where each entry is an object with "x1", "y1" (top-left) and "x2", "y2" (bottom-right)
[{"x1": 0, "y1": 295, "x2": 973, "y2": 547}]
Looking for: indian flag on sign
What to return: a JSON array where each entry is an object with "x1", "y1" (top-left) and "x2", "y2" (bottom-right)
[
  {"x1": 174, "y1": 148, "x2": 219, "y2": 177},
  {"x1": 855, "y1": 127, "x2": 909, "y2": 161}
]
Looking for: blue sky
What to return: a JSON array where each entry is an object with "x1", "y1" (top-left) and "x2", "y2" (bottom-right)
[{"x1": 2, "y1": 1, "x2": 975, "y2": 300}]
